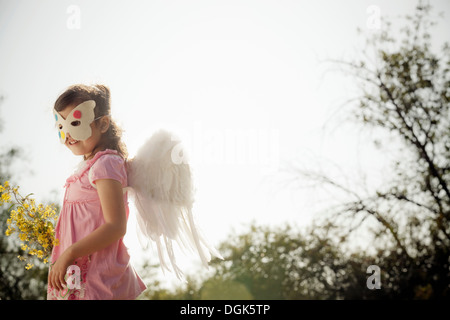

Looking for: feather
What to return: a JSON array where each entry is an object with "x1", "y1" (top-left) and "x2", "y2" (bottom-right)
[{"x1": 127, "y1": 129, "x2": 223, "y2": 279}]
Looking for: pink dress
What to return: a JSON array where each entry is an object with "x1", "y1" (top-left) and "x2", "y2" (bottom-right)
[{"x1": 47, "y1": 149, "x2": 147, "y2": 300}]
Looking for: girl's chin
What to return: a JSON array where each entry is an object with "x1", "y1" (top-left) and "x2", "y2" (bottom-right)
[
  {"x1": 69, "y1": 149, "x2": 85, "y2": 156},
  {"x1": 66, "y1": 143, "x2": 86, "y2": 156}
]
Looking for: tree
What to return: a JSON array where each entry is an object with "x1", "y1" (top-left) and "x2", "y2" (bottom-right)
[
  {"x1": 139, "y1": 223, "x2": 389, "y2": 300},
  {"x1": 200, "y1": 224, "x2": 370, "y2": 300},
  {"x1": 291, "y1": 1, "x2": 449, "y2": 298}
]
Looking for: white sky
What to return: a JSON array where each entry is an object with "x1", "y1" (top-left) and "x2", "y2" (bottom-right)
[{"x1": 0, "y1": 0, "x2": 449, "y2": 285}]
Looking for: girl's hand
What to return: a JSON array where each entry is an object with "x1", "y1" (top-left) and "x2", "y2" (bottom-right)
[{"x1": 48, "y1": 248, "x2": 74, "y2": 291}]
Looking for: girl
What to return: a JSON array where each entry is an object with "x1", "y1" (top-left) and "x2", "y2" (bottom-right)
[{"x1": 47, "y1": 84, "x2": 147, "y2": 300}]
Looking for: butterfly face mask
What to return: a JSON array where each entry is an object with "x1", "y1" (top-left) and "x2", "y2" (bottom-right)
[{"x1": 53, "y1": 100, "x2": 98, "y2": 144}]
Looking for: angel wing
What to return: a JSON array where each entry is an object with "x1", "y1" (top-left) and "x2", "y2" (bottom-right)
[{"x1": 127, "y1": 129, "x2": 223, "y2": 279}]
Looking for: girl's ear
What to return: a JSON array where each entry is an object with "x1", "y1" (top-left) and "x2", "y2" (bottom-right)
[{"x1": 99, "y1": 116, "x2": 111, "y2": 133}]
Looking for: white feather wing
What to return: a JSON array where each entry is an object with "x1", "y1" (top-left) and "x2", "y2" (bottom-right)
[{"x1": 127, "y1": 129, "x2": 222, "y2": 278}]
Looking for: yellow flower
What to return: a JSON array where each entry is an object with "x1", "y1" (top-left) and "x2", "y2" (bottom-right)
[
  {"x1": 1, "y1": 181, "x2": 59, "y2": 269},
  {"x1": 1, "y1": 192, "x2": 11, "y2": 202}
]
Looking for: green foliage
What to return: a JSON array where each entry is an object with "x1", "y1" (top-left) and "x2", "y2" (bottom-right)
[
  {"x1": 206, "y1": 224, "x2": 355, "y2": 300},
  {"x1": 140, "y1": 223, "x2": 376, "y2": 300}
]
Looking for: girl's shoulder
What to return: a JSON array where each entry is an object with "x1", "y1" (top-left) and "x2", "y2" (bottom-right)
[
  {"x1": 88, "y1": 149, "x2": 123, "y2": 164},
  {"x1": 92, "y1": 153, "x2": 124, "y2": 169},
  {"x1": 88, "y1": 149, "x2": 127, "y2": 184}
]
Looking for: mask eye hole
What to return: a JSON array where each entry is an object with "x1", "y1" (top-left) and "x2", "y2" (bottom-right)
[
  {"x1": 59, "y1": 124, "x2": 63, "y2": 130},
  {"x1": 71, "y1": 120, "x2": 81, "y2": 127}
]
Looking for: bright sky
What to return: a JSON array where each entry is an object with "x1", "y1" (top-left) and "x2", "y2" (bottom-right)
[{"x1": 1, "y1": 0, "x2": 449, "y2": 286}]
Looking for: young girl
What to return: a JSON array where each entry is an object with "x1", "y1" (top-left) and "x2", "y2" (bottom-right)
[{"x1": 47, "y1": 84, "x2": 147, "y2": 300}]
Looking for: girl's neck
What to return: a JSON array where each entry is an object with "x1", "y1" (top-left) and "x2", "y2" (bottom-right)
[{"x1": 84, "y1": 146, "x2": 106, "y2": 161}]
